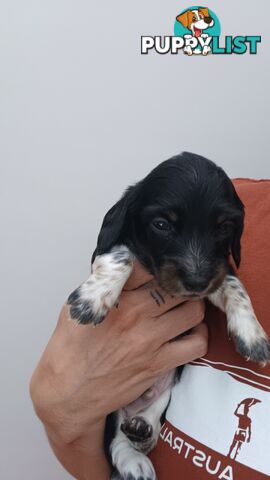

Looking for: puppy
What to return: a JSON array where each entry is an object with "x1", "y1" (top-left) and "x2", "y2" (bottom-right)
[
  {"x1": 68, "y1": 152, "x2": 270, "y2": 480},
  {"x1": 176, "y1": 7, "x2": 214, "y2": 37},
  {"x1": 176, "y1": 7, "x2": 215, "y2": 56}
]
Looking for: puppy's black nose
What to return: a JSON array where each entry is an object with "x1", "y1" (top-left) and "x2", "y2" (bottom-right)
[
  {"x1": 204, "y1": 16, "x2": 213, "y2": 25},
  {"x1": 184, "y1": 279, "x2": 209, "y2": 293}
]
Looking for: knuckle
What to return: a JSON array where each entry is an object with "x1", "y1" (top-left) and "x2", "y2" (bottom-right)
[
  {"x1": 194, "y1": 333, "x2": 208, "y2": 358},
  {"x1": 191, "y1": 312, "x2": 203, "y2": 328},
  {"x1": 116, "y1": 300, "x2": 143, "y2": 330},
  {"x1": 145, "y1": 348, "x2": 166, "y2": 376},
  {"x1": 183, "y1": 300, "x2": 205, "y2": 328},
  {"x1": 148, "y1": 357, "x2": 164, "y2": 377},
  {"x1": 122, "y1": 294, "x2": 144, "y2": 318},
  {"x1": 193, "y1": 300, "x2": 205, "y2": 323}
]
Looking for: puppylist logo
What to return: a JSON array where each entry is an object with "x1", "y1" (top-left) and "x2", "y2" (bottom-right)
[{"x1": 141, "y1": 6, "x2": 261, "y2": 56}]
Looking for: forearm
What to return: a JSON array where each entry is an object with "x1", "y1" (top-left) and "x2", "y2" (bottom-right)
[
  {"x1": 30, "y1": 363, "x2": 111, "y2": 480},
  {"x1": 45, "y1": 419, "x2": 111, "y2": 480}
]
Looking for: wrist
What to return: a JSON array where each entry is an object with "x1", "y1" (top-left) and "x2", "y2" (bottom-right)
[
  {"x1": 30, "y1": 364, "x2": 106, "y2": 446},
  {"x1": 46, "y1": 417, "x2": 106, "y2": 454},
  {"x1": 47, "y1": 422, "x2": 111, "y2": 480}
]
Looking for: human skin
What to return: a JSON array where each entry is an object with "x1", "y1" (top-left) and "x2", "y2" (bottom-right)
[{"x1": 30, "y1": 262, "x2": 208, "y2": 480}]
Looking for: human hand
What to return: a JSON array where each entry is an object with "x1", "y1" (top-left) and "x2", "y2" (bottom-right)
[{"x1": 30, "y1": 261, "x2": 207, "y2": 447}]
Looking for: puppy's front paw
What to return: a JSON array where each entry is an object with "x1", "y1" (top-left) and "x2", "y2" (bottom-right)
[
  {"x1": 67, "y1": 245, "x2": 133, "y2": 325},
  {"x1": 184, "y1": 46, "x2": 193, "y2": 56},
  {"x1": 202, "y1": 45, "x2": 211, "y2": 55},
  {"x1": 233, "y1": 333, "x2": 270, "y2": 364},
  {"x1": 67, "y1": 283, "x2": 106, "y2": 325},
  {"x1": 228, "y1": 310, "x2": 270, "y2": 364},
  {"x1": 117, "y1": 452, "x2": 156, "y2": 480}
]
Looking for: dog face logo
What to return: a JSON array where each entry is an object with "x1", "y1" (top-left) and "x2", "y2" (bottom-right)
[
  {"x1": 175, "y1": 5, "x2": 217, "y2": 55},
  {"x1": 176, "y1": 7, "x2": 214, "y2": 38}
]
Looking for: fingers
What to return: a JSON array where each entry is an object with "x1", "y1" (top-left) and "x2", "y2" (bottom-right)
[
  {"x1": 155, "y1": 323, "x2": 208, "y2": 373},
  {"x1": 153, "y1": 300, "x2": 205, "y2": 343},
  {"x1": 121, "y1": 281, "x2": 186, "y2": 317},
  {"x1": 124, "y1": 260, "x2": 153, "y2": 291}
]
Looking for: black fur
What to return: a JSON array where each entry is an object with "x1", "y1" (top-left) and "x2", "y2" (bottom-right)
[{"x1": 95, "y1": 152, "x2": 244, "y2": 297}]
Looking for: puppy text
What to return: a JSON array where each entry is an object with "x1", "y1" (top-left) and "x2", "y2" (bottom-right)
[{"x1": 141, "y1": 35, "x2": 261, "y2": 55}]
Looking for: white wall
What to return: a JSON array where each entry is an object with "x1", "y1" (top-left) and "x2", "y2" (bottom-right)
[{"x1": 1, "y1": 1, "x2": 269, "y2": 478}]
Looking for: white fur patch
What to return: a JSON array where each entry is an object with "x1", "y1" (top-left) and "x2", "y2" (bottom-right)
[
  {"x1": 191, "y1": 9, "x2": 200, "y2": 21},
  {"x1": 68, "y1": 245, "x2": 133, "y2": 324},
  {"x1": 112, "y1": 445, "x2": 156, "y2": 480},
  {"x1": 84, "y1": 247, "x2": 133, "y2": 312},
  {"x1": 209, "y1": 275, "x2": 270, "y2": 362}
]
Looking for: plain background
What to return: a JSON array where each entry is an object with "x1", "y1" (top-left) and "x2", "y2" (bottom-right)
[{"x1": 1, "y1": 0, "x2": 269, "y2": 478}]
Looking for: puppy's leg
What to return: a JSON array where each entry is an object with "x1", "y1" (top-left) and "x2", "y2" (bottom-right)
[
  {"x1": 111, "y1": 388, "x2": 171, "y2": 480},
  {"x1": 184, "y1": 46, "x2": 193, "y2": 56},
  {"x1": 113, "y1": 387, "x2": 171, "y2": 479},
  {"x1": 121, "y1": 386, "x2": 172, "y2": 454},
  {"x1": 183, "y1": 36, "x2": 193, "y2": 56},
  {"x1": 202, "y1": 45, "x2": 211, "y2": 55},
  {"x1": 67, "y1": 245, "x2": 134, "y2": 325},
  {"x1": 111, "y1": 412, "x2": 157, "y2": 480},
  {"x1": 201, "y1": 33, "x2": 211, "y2": 55},
  {"x1": 208, "y1": 274, "x2": 270, "y2": 363}
]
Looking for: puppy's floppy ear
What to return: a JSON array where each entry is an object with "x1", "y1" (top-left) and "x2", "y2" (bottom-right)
[
  {"x1": 92, "y1": 186, "x2": 135, "y2": 262},
  {"x1": 176, "y1": 10, "x2": 191, "y2": 28},
  {"x1": 231, "y1": 189, "x2": 245, "y2": 268},
  {"x1": 199, "y1": 7, "x2": 210, "y2": 17}
]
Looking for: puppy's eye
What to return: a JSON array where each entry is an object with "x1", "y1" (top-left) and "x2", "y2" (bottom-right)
[
  {"x1": 218, "y1": 221, "x2": 234, "y2": 235},
  {"x1": 193, "y1": 16, "x2": 197, "y2": 21},
  {"x1": 152, "y1": 219, "x2": 171, "y2": 232}
]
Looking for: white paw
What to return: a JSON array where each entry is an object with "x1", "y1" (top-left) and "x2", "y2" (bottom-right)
[
  {"x1": 117, "y1": 451, "x2": 156, "y2": 480},
  {"x1": 183, "y1": 46, "x2": 193, "y2": 56},
  {"x1": 202, "y1": 45, "x2": 211, "y2": 55},
  {"x1": 209, "y1": 275, "x2": 270, "y2": 365},
  {"x1": 228, "y1": 310, "x2": 270, "y2": 364},
  {"x1": 67, "y1": 245, "x2": 133, "y2": 325}
]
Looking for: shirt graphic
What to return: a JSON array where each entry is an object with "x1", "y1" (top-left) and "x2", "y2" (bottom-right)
[
  {"x1": 227, "y1": 398, "x2": 261, "y2": 460},
  {"x1": 164, "y1": 359, "x2": 270, "y2": 477}
]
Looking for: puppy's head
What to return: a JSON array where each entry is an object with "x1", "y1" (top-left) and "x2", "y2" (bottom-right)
[
  {"x1": 94, "y1": 152, "x2": 244, "y2": 298},
  {"x1": 176, "y1": 8, "x2": 214, "y2": 37}
]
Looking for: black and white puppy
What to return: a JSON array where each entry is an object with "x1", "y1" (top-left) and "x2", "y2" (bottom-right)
[{"x1": 68, "y1": 152, "x2": 270, "y2": 480}]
